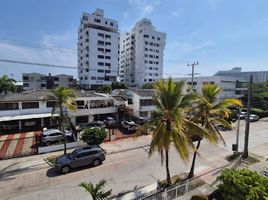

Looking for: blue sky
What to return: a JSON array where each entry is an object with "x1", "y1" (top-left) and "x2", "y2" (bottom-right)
[{"x1": 0, "y1": 0, "x2": 268, "y2": 80}]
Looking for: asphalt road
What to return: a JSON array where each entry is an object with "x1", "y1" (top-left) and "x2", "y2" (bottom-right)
[{"x1": 1, "y1": 118, "x2": 268, "y2": 200}]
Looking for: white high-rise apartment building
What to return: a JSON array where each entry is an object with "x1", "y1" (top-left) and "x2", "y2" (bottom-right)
[
  {"x1": 119, "y1": 18, "x2": 166, "y2": 87},
  {"x1": 78, "y1": 9, "x2": 119, "y2": 89}
]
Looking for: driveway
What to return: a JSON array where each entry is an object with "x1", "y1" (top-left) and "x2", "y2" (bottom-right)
[{"x1": 0, "y1": 131, "x2": 40, "y2": 159}]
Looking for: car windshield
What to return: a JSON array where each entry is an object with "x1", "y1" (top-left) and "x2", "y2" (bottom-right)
[{"x1": 68, "y1": 149, "x2": 80, "y2": 159}]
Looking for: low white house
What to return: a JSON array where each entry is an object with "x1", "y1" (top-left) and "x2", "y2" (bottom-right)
[
  {"x1": 0, "y1": 90, "x2": 122, "y2": 132},
  {"x1": 127, "y1": 89, "x2": 156, "y2": 119}
]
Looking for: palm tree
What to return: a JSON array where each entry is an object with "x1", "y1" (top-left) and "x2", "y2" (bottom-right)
[
  {"x1": 137, "y1": 78, "x2": 211, "y2": 187},
  {"x1": 0, "y1": 75, "x2": 16, "y2": 95},
  {"x1": 187, "y1": 84, "x2": 242, "y2": 179},
  {"x1": 79, "y1": 179, "x2": 110, "y2": 200},
  {"x1": 48, "y1": 87, "x2": 77, "y2": 154}
]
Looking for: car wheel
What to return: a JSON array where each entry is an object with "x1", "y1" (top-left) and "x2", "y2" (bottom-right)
[
  {"x1": 61, "y1": 166, "x2": 70, "y2": 174},
  {"x1": 92, "y1": 159, "x2": 101, "y2": 167}
]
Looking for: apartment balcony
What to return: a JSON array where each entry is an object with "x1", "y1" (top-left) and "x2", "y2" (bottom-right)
[
  {"x1": 71, "y1": 106, "x2": 117, "y2": 116},
  {"x1": 139, "y1": 105, "x2": 156, "y2": 112}
]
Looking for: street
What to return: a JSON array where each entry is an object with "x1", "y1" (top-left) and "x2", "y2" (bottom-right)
[{"x1": 1, "y1": 118, "x2": 268, "y2": 200}]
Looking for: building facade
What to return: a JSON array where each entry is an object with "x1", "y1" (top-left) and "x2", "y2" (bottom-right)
[
  {"x1": 78, "y1": 9, "x2": 119, "y2": 89},
  {"x1": 214, "y1": 67, "x2": 268, "y2": 83},
  {"x1": 126, "y1": 89, "x2": 155, "y2": 119},
  {"x1": 0, "y1": 90, "x2": 123, "y2": 132},
  {"x1": 172, "y1": 76, "x2": 248, "y2": 101},
  {"x1": 119, "y1": 18, "x2": 166, "y2": 88},
  {"x1": 22, "y1": 73, "x2": 74, "y2": 91}
]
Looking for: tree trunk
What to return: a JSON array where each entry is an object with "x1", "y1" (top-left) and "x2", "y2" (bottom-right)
[
  {"x1": 165, "y1": 149, "x2": 172, "y2": 187},
  {"x1": 60, "y1": 106, "x2": 67, "y2": 155},
  {"x1": 187, "y1": 139, "x2": 201, "y2": 179}
]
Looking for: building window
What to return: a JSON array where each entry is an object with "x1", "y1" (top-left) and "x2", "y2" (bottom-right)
[
  {"x1": 105, "y1": 63, "x2": 111, "y2": 67},
  {"x1": 41, "y1": 84, "x2": 46, "y2": 87},
  {"x1": 86, "y1": 69, "x2": 89, "y2": 72},
  {"x1": 157, "y1": 37, "x2": 160, "y2": 41},
  {"x1": 97, "y1": 40, "x2": 104, "y2": 45},
  {"x1": 98, "y1": 33, "x2": 104, "y2": 37},
  {"x1": 144, "y1": 34, "x2": 149, "y2": 38},
  {"x1": 105, "y1": 56, "x2": 111, "y2": 59},
  {"x1": 110, "y1": 22, "x2": 114, "y2": 26},
  {"x1": 98, "y1": 62, "x2": 104, "y2": 66},
  {"x1": 46, "y1": 101, "x2": 55, "y2": 108},
  {"x1": 98, "y1": 48, "x2": 104, "y2": 52},
  {"x1": 23, "y1": 76, "x2": 29, "y2": 81},
  {"x1": 54, "y1": 77, "x2": 59, "y2": 81},
  {"x1": 22, "y1": 102, "x2": 39, "y2": 109},
  {"x1": 83, "y1": 16, "x2": 88, "y2": 20},
  {"x1": 0, "y1": 103, "x2": 19, "y2": 111},
  {"x1": 105, "y1": 49, "x2": 111, "y2": 53},
  {"x1": 91, "y1": 76, "x2": 96, "y2": 80},
  {"x1": 94, "y1": 18, "x2": 101, "y2": 23},
  {"x1": 98, "y1": 70, "x2": 104, "y2": 73},
  {"x1": 105, "y1": 42, "x2": 111, "y2": 46},
  {"x1": 105, "y1": 35, "x2": 111, "y2": 39},
  {"x1": 98, "y1": 55, "x2": 104, "y2": 59},
  {"x1": 23, "y1": 83, "x2": 29, "y2": 87}
]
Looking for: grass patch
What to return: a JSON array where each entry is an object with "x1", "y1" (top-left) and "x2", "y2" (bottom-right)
[{"x1": 44, "y1": 155, "x2": 58, "y2": 166}]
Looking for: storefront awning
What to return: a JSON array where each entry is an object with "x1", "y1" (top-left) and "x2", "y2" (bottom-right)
[{"x1": 0, "y1": 113, "x2": 59, "y2": 122}]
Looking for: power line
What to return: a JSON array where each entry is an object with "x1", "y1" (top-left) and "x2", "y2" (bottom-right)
[
  {"x1": 0, "y1": 58, "x2": 77, "y2": 69},
  {"x1": 0, "y1": 37, "x2": 76, "y2": 53},
  {"x1": 0, "y1": 58, "x2": 118, "y2": 72}
]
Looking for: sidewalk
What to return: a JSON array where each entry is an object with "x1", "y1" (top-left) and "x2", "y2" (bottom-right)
[{"x1": 0, "y1": 135, "x2": 151, "y2": 175}]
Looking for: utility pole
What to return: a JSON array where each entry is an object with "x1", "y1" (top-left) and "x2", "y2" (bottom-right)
[
  {"x1": 187, "y1": 62, "x2": 199, "y2": 91},
  {"x1": 235, "y1": 107, "x2": 241, "y2": 155},
  {"x1": 243, "y1": 74, "x2": 253, "y2": 159}
]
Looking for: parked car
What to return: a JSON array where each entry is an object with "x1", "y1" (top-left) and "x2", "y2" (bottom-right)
[
  {"x1": 55, "y1": 146, "x2": 106, "y2": 174},
  {"x1": 42, "y1": 129, "x2": 73, "y2": 146},
  {"x1": 121, "y1": 121, "x2": 140, "y2": 131},
  {"x1": 80, "y1": 121, "x2": 106, "y2": 129},
  {"x1": 132, "y1": 116, "x2": 146, "y2": 125},
  {"x1": 238, "y1": 112, "x2": 247, "y2": 119},
  {"x1": 105, "y1": 117, "x2": 117, "y2": 127},
  {"x1": 245, "y1": 114, "x2": 259, "y2": 122}
]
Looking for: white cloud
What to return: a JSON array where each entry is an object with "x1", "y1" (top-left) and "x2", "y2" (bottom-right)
[
  {"x1": 171, "y1": 10, "x2": 183, "y2": 17},
  {"x1": 207, "y1": 0, "x2": 222, "y2": 10},
  {"x1": 168, "y1": 41, "x2": 213, "y2": 55},
  {"x1": 128, "y1": 0, "x2": 160, "y2": 17}
]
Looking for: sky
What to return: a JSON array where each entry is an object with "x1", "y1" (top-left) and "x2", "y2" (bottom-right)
[{"x1": 0, "y1": 0, "x2": 268, "y2": 81}]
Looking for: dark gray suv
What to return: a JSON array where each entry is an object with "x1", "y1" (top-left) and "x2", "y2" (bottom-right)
[{"x1": 55, "y1": 146, "x2": 106, "y2": 174}]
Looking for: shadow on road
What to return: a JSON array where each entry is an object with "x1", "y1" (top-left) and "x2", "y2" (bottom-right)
[{"x1": 46, "y1": 163, "x2": 104, "y2": 178}]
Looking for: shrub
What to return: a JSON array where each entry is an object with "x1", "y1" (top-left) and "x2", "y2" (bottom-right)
[
  {"x1": 81, "y1": 128, "x2": 107, "y2": 145},
  {"x1": 191, "y1": 194, "x2": 208, "y2": 200},
  {"x1": 217, "y1": 168, "x2": 268, "y2": 200}
]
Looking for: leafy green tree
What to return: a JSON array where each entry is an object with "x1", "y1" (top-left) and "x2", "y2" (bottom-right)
[
  {"x1": 217, "y1": 168, "x2": 268, "y2": 200},
  {"x1": 137, "y1": 78, "x2": 210, "y2": 187},
  {"x1": 241, "y1": 82, "x2": 268, "y2": 111},
  {"x1": 111, "y1": 82, "x2": 128, "y2": 90},
  {"x1": 98, "y1": 85, "x2": 112, "y2": 94},
  {"x1": 141, "y1": 82, "x2": 155, "y2": 89},
  {"x1": 48, "y1": 87, "x2": 77, "y2": 154},
  {"x1": 0, "y1": 75, "x2": 16, "y2": 95},
  {"x1": 81, "y1": 128, "x2": 107, "y2": 145},
  {"x1": 187, "y1": 84, "x2": 242, "y2": 179},
  {"x1": 79, "y1": 179, "x2": 110, "y2": 200}
]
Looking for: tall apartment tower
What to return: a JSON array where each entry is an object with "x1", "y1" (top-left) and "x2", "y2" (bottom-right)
[
  {"x1": 119, "y1": 18, "x2": 166, "y2": 87},
  {"x1": 78, "y1": 9, "x2": 119, "y2": 89}
]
